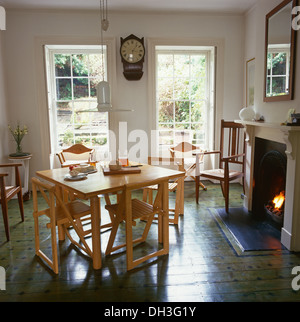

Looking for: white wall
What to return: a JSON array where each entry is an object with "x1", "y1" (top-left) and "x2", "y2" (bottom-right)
[
  {"x1": 3, "y1": 9, "x2": 245, "y2": 177},
  {"x1": 244, "y1": 0, "x2": 300, "y2": 122},
  {"x1": 0, "y1": 31, "x2": 9, "y2": 164}
]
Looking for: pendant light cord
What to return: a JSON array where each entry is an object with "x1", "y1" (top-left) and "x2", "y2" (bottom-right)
[{"x1": 100, "y1": 0, "x2": 107, "y2": 81}]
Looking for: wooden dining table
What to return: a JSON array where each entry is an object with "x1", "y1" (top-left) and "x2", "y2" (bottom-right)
[{"x1": 36, "y1": 163, "x2": 184, "y2": 270}]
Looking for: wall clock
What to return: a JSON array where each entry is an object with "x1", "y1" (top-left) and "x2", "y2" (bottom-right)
[{"x1": 120, "y1": 34, "x2": 145, "y2": 81}]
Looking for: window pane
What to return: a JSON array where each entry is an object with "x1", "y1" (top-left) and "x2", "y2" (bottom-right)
[
  {"x1": 175, "y1": 101, "x2": 190, "y2": 123},
  {"x1": 159, "y1": 131, "x2": 173, "y2": 146},
  {"x1": 56, "y1": 79, "x2": 72, "y2": 100},
  {"x1": 157, "y1": 54, "x2": 174, "y2": 78},
  {"x1": 73, "y1": 102, "x2": 90, "y2": 124},
  {"x1": 174, "y1": 78, "x2": 189, "y2": 100},
  {"x1": 272, "y1": 77, "x2": 286, "y2": 95},
  {"x1": 58, "y1": 127, "x2": 74, "y2": 147},
  {"x1": 72, "y1": 54, "x2": 89, "y2": 77},
  {"x1": 91, "y1": 134, "x2": 108, "y2": 146},
  {"x1": 158, "y1": 102, "x2": 174, "y2": 123},
  {"x1": 190, "y1": 78, "x2": 206, "y2": 101},
  {"x1": 55, "y1": 54, "x2": 71, "y2": 77},
  {"x1": 89, "y1": 54, "x2": 103, "y2": 77},
  {"x1": 73, "y1": 78, "x2": 89, "y2": 99},
  {"x1": 174, "y1": 130, "x2": 191, "y2": 144},
  {"x1": 91, "y1": 111, "x2": 108, "y2": 132},
  {"x1": 192, "y1": 126, "x2": 205, "y2": 145},
  {"x1": 174, "y1": 55, "x2": 190, "y2": 77},
  {"x1": 57, "y1": 101, "x2": 72, "y2": 118},
  {"x1": 191, "y1": 102, "x2": 205, "y2": 123},
  {"x1": 90, "y1": 79, "x2": 99, "y2": 98},
  {"x1": 157, "y1": 78, "x2": 173, "y2": 101},
  {"x1": 272, "y1": 53, "x2": 286, "y2": 76},
  {"x1": 191, "y1": 55, "x2": 206, "y2": 78}
]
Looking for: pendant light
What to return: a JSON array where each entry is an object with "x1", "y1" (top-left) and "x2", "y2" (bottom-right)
[
  {"x1": 97, "y1": 0, "x2": 112, "y2": 112},
  {"x1": 77, "y1": 0, "x2": 133, "y2": 114},
  {"x1": 96, "y1": 0, "x2": 133, "y2": 113}
]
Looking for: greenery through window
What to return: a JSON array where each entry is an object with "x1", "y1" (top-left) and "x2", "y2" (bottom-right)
[
  {"x1": 267, "y1": 47, "x2": 290, "y2": 97},
  {"x1": 156, "y1": 49, "x2": 211, "y2": 150},
  {"x1": 46, "y1": 46, "x2": 109, "y2": 153}
]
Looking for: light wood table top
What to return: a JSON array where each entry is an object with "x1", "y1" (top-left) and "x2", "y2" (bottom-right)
[{"x1": 36, "y1": 163, "x2": 184, "y2": 199}]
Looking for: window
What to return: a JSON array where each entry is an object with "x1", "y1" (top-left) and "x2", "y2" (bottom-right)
[
  {"x1": 45, "y1": 45, "x2": 109, "y2": 156},
  {"x1": 155, "y1": 46, "x2": 214, "y2": 151},
  {"x1": 267, "y1": 45, "x2": 290, "y2": 97}
]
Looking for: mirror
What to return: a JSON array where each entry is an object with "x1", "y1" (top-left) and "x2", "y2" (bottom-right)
[{"x1": 264, "y1": 0, "x2": 297, "y2": 102}]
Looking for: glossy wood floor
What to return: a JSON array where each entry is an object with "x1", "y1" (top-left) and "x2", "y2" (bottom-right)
[{"x1": 1, "y1": 181, "x2": 300, "y2": 302}]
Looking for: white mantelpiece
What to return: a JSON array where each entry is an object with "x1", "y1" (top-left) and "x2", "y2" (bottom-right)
[{"x1": 235, "y1": 120, "x2": 300, "y2": 252}]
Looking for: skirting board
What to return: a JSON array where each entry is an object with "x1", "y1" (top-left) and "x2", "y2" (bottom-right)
[{"x1": 281, "y1": 227, "x2": 293, "y2": 251}]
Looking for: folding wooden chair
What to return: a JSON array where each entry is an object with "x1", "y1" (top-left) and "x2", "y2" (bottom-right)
[
  {"x1": 32, "y1": 177, "x2": 93, "y2": 274},
  {"x1": 105, "y1": 180, "x2": 169, "y2": 271},
  {"x1": 142, "y1": 157, "x2": 184, "y2": 224}
]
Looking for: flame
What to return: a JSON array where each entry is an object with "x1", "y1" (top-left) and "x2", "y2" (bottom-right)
[{"x1": 272, "y1": 191, "x2": 285, "y2": 210}]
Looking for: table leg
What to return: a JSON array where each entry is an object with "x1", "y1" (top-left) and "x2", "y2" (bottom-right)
[
  {"x1": 90, "y1": 196, "x2": 101, "y2": 269},
  {"x1": 162, "y1": 181, "x2": 169, "y2": 253}
]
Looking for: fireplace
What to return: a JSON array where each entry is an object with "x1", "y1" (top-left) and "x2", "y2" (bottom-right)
[
  {"x1": 235, "y1": 120, "x2": 300, "y2": 252},
  {"x1": 252, "y1": 138, "x2": 287, "y2": 226}
]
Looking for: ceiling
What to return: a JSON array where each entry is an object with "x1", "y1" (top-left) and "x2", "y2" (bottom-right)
[{"x1": 0, "y1": 0, "x2": 257, "y2": 14}]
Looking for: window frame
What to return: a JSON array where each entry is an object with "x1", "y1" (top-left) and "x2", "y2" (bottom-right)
[
  {"x1": 155, "y1": 48, "x2": 212, "y2": 150},
  {"x1": 149, "y1": 43, "x2": 215, "y2": 155},
  {"x1": 44, "y1": 44, "x2": 111, "y2": 156},
  {"x1": 266, "y1": 45, "x2": 290, "y2": 97}
]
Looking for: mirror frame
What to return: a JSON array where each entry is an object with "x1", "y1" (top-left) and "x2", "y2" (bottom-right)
[{"x1": 264, "y1": 0, "x2": 297, "y2": 102}]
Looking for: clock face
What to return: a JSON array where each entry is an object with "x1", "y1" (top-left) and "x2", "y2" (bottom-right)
[{"x1": 121, "y1": 39, "x2": 145, "y2": 63}]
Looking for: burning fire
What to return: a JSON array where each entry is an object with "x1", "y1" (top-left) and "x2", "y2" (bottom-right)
[
  {"x1": 265, "y1": 191, "x2": 285, "y2": 224},
  {"x1": 272, "y1": 191, "x2": 285, "y2": 210}
]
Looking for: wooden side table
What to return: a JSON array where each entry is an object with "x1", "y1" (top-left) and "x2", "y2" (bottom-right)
[{"x1": 8, "y1": 154, "x2": 32, "y2": 201}]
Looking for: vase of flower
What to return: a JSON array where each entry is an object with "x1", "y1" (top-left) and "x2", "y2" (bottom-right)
[{"x1": 8, "y1": 124, "x2": 30, "y2": 157}]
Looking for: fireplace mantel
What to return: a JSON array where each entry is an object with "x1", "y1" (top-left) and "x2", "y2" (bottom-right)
[
  {"x1": 235, "y1": 120, "x2": 300, "y2": 252},
  {"x1": 235, "y1": 120, "x2": 300, "y2": 160}
]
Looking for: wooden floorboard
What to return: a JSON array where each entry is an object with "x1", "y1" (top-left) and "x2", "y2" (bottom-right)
[{"x1": 0, "y1": 181, "x2": 300, "y2": 302}]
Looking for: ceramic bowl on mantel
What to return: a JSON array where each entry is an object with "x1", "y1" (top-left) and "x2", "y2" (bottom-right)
[{"x1": 239, "y1": 107, "x2": 255, "y2": 121}]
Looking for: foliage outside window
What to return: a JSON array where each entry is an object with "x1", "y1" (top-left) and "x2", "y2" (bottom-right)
[
  {"x1": 46, "y1": 46, "x2": 109, "y2": 153},
  {"x1": 156, "y1": 50, "x2": 210, "y2": 150},
  {"x1": 267, "y1": 47, "x2": 290, "y2": 97}
]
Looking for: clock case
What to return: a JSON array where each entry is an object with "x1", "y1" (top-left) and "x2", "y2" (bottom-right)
[{"x1": 120, "y1": 34, "x2": 145, "y2": 81}]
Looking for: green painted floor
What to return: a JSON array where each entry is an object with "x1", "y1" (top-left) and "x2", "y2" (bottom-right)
[{"x1": 1, "y1": 181, "x2": 300, "y2": 302}]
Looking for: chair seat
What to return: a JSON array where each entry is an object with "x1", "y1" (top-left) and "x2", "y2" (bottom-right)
[
  {"x1": 105, "y1": 199, "x2": 157, "y2": 222},
  {"x1": 0, "y1": 186, "x2": 21, "y2": 201},
  {"x1": 201, "y1": 169, "x2": 243, "y2": 180},
  {"x1": 44, "y1": 200, "x2": 91, "y2": 226}
]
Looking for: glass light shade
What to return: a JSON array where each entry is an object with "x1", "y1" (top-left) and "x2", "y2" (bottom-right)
[{"x1": 96, "y1": 81, "x2": 112, "y2": 111}]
